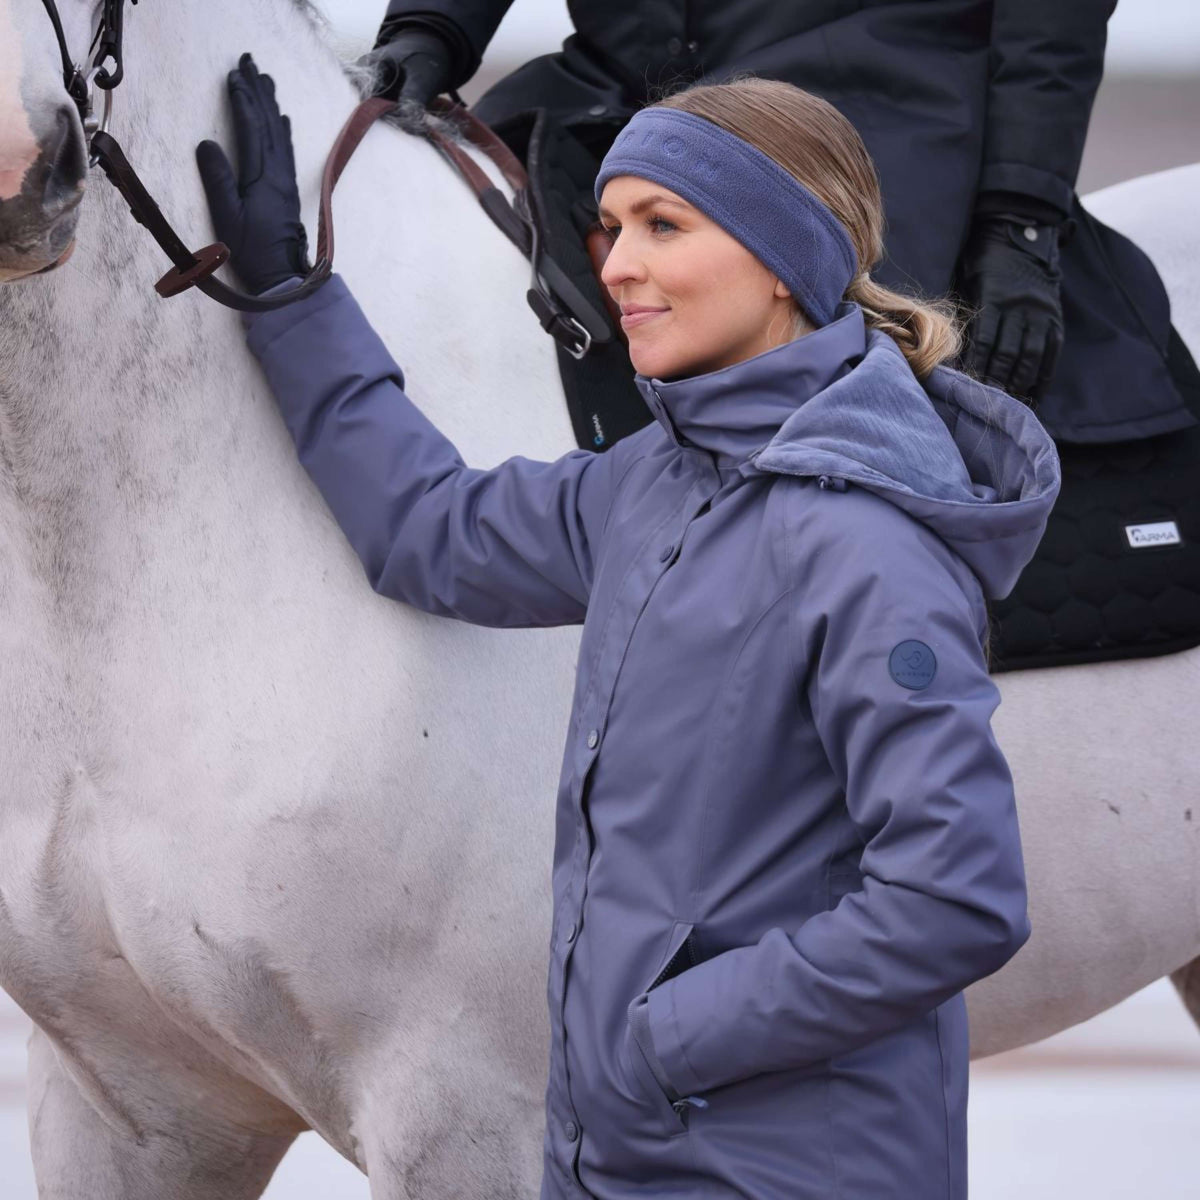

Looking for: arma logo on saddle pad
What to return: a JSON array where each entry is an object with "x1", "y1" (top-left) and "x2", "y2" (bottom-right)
[
  {"x1": 888, "y1": 640, "x2": 937, "y2": 690},
  {"x1": 1124, "y1": 519, "x2": 1182, "y2": 549}
]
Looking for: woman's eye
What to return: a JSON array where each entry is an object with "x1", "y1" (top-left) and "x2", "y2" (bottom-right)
[{"x1": 599, "y1": 215, "x2": 677, "y2": 238}]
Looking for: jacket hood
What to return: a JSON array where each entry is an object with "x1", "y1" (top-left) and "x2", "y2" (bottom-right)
[{"x1": 752, "y1": 328, "x2": 1061, "y2": 600}]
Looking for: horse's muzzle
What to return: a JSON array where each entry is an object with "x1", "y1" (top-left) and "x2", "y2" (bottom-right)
[{"x1": 0, "y1": 106, "x2": 86, "y2": 282}]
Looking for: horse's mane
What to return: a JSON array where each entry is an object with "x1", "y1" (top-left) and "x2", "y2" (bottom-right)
[
  {"x1": 284, "y1": 0, "x2": 434, "y2": 125},
  {"x1": 289, "y1": 0, "x2": 326, "y2": 29}
]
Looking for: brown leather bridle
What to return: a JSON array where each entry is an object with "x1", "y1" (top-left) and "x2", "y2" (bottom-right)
[{"x1": 37, "y1": 0, "x2": 613, "y2": 354}]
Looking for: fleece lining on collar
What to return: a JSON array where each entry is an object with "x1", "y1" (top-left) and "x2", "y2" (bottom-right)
[{"x1": 754, "y1": 330, "x2": 1061, "y2": 599}]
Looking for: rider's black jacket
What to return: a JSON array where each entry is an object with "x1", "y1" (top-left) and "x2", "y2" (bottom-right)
[
  {"x1": 384, "y1": 0, "x2": 1115, "y2": 228},
  {"x1": 383, "y1": 0, "x2": 1199, "y2": 445}
]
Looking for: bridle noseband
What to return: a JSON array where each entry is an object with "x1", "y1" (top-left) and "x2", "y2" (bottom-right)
[
  {"x1": 40, "y1": 0, "x2": 133, "y2": 153},
  {"x1": 31, "y1": 0, "x2": 613, "y2": 352},
  {"x1": 37, "y1": 0, "x2": 338, "y2": 312}
]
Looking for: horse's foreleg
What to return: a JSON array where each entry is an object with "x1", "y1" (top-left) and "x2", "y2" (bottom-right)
[
  {"x1": 356, "y1": 1033, "x2": 546, "y2": 1200},
  {"x1": 25, "y1": 1025, "x2": 298, "y2": 1200},
  {"x1": 1169, "y1": 958, "x2": 1200, "y2": 1031}
]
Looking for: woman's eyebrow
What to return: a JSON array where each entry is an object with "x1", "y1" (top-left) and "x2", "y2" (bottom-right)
[{"x1": 597, "y1": 194, "x2": 691, "y2": 221}]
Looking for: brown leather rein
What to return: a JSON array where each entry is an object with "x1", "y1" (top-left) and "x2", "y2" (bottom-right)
[
  {"x1": 38, "y1": 2, "x2": 608, "y2": 349},
  {"x1": 88, "y1": 95, "x2": 612, "y2": 355}
]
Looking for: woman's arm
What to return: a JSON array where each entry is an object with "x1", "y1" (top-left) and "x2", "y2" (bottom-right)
[
  {"x1": 197, "y1": 54, "x2": 643, "y2": 629},
  {"x1": 632, "y1": 486, "x2": 1030, "y2": 1097},
  {"x1": 244, "y1": 274, "x2": 644, "y2": 627}
]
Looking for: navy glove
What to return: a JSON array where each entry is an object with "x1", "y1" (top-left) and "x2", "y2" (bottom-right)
[
  {"x1": 361, "y1": 21, "x2": 457, "y2": 106},
  {"x1": 958, "y1": 208, "x2": 1065, "y2": 401},
  {"x1": 195, "y1": 53, "x2": 311, "y2": 296}
]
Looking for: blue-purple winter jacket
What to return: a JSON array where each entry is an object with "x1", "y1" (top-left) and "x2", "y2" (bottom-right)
[{"x1": 243, "y1": 277, "x2": 1060, "y2": 1199}]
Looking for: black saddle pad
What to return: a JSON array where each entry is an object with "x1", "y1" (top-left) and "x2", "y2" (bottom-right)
[{"x1": 988, "y1": 329, "x2": 1200, "y2": 672}]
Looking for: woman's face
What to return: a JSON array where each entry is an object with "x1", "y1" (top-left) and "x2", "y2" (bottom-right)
[{"x1": 598, "y1": 175, "x2": 806, "y2": 380}]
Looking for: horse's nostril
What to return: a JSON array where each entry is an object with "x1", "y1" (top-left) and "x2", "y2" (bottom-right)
[{"x1": 43, "y1": 106, "x2": 88, "y2": 209}]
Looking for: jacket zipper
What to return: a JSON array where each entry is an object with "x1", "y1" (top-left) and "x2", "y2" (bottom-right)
[
  {"x1": 666, "y1": 497, "x2": 712, "y2": 567},
  {"x1": 817, "y1": 474, "x2": 848, "y2": 492},
  {"x1": 649, "y1": 931, "x2": 698, "y2": 992}
]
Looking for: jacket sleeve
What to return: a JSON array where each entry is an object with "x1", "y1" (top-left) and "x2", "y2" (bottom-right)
[
  {"x1": 639, "y1": 490, "x2": 1031, "y2": 1097},
  {"x1": 382, "y1": 0, "x2": 517, "y2": 89},
  {"x1": 242, "y1": 274, "x2": 640, "y2": 628},
  {"x1": 979, "y1": 0, "x2": 1117, "y2": 215}
]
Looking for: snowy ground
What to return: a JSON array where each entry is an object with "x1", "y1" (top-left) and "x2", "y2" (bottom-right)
[{"x1": 2, "y1": 978, "x2": 1197, "y2": 1198}]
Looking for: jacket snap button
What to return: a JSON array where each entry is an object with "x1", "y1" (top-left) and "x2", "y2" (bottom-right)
[
  {"x1": 565, "y1": 1120, "x2": 579, "y2": 1142},
  {"x1": 586, "y1": 729, "x2": 599, "y2": 749},
  {"x1": 660, "y1": 543, "x2": 676, "y2": 562}
]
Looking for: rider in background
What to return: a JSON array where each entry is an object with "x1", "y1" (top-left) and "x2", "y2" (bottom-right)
[{"x1": 370, "y1": 0, "x2": 1198, "y2": 445}]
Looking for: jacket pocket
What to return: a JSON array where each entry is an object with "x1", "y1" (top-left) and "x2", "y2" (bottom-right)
[
  {"x1": 619, "y1": 1020, "x2": 689, "y2": 1136},
  {"x1": 827, "y1": 863, "x2": 864, "y2": 909},
  {"x1": 620, "y1": 920, "x2": 696, "y2": 1136},
  {"x1": 648, "y1": 919, "x2": 698, "y2": 990}
]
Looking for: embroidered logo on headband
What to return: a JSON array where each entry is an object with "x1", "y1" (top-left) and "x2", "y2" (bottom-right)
[
  {"x1": 612, "y1": 127, "x2": 722, "y2": 182},
  {"x1": 595, "y1": 107, "x2": 857, "y2": 327}
]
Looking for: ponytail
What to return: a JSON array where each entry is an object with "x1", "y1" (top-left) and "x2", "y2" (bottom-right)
[{"x1": 847, "y1": 274, "x2": 962, "y2": 379}]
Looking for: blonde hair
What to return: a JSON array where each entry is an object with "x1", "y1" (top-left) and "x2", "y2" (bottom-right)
[{"x1": 653, "y1": 77, "x2": 961, "y2": 378}]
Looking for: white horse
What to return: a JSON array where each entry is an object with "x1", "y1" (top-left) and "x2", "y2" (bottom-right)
[{"x1": 0, "y1": 0, "x2": 1197, "y2": 1196}]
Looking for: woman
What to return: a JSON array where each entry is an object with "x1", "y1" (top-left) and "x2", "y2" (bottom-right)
[{"x1": 197, "y1": 57, "x2": 1060, "y2": 1199}]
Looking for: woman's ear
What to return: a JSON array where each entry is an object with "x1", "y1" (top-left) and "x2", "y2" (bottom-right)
[{"x1": 773, "y1": 278, "x2": 792, "y2": 300}]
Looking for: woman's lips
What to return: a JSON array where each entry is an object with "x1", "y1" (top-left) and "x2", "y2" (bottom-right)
[{"x1": 621, "y1": 308, "x2": 669, "y2": 330}]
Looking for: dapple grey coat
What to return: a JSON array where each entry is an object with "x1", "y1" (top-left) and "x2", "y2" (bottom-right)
[{"x1": 243, "y1": 280, "x2": 1060, "y2": 1198}]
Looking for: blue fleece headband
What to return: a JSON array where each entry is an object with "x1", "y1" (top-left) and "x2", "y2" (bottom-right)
[{"x1": 594, "y1": 107, "x2": 858, "y2": 327}]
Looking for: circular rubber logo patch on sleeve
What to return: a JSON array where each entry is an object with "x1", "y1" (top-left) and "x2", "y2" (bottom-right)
[{"x1": 889, "y1": 640, "x2": 937, "y2": 689}]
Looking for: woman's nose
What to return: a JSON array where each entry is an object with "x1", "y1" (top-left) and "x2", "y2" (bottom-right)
[{"x1": 599, "y1": 234, "x2": 645, "y2": 290}]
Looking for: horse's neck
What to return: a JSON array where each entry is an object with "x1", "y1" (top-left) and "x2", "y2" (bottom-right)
[{"x1": 0, "y1": 0, "x2": 568, "y2": 521}]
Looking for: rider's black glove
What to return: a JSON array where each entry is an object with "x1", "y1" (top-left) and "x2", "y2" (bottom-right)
[
  {"x1": 958, "y1": 195, "x2": 1068, "y2": 401},
  {"x1": 361, "y1": 21, "x2": 458, "y2": 106},
  {"x1": 194, "y1": 53, "x2": 311, "y2": 296}
]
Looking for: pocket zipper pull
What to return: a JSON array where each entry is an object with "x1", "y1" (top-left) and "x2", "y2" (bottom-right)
[
  {"x1": 817, "y1": 474, "x2": 848, "y2": 492},
  {"x1": 672, "y1": 1095, "x2": 710, "y2": 1118}
]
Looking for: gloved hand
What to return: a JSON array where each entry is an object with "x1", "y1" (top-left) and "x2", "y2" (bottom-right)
[
  {"x1": 958, "y1": 210, "x2": 1065, "y2": 401},
  {"x1": 195, "y1": 53, "x2": 311, "y2": 296},
  {"x1": 360, "y1": 21, "x2": 456, "y2": 106}
]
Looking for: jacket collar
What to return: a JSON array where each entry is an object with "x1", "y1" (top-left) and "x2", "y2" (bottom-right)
[
  {"x1": 752, "y1": 328, "x2": 1062, "y2": 599},
  {"x1": 633, "y1": 304, "x2": 867, "y2": 470}
]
